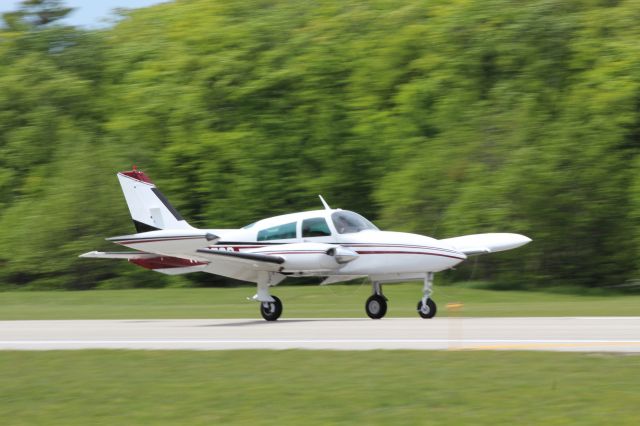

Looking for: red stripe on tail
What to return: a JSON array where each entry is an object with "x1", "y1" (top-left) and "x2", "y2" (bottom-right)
[{"x1": 120, "y1": 167, "x2": 154, "y2": 184}]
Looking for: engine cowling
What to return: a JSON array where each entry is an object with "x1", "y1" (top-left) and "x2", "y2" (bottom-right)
[{"x1": 250, "y1": 243, "x2": 358, "y2": 271}]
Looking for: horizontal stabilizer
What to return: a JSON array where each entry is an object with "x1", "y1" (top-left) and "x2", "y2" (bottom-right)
[
  {"x1": 79, "y1": 251, "x2": 157, "y2": 259},
  {"x1": 79, "y1": 251, "x2": 208, "y2": 275},
  {"x1": 440, "y1": 233, "x2": 531, "y2": 256},
  {"x1": 106, "y1": 229, "x2": 219, "y2": 243}
]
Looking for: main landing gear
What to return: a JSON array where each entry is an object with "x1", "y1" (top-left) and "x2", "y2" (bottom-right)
[
  {"x1": 260, "y1": 296, "x2": 283, "y2": 321},
  {"x1": 253, "y1": 271, "x2": 285, "y2": 321},
  {"x1": 365, "y1": 281, "x2": 387, "y2": 319},
  {"x1": 363, "y1": 273, "x2": 438, "y2": 320}
]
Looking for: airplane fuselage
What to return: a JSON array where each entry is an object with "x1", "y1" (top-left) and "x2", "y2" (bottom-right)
[{"x1": 108, "y1": 209, "x2": 467, "y2": 282}]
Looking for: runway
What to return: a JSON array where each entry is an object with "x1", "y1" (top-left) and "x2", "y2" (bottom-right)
[{"x1": 1, "y1": 317, "x2": 640, "y2": 352}]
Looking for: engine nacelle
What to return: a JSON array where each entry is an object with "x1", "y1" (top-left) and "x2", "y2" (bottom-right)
[{"x1": 251, "y1": 243, "x2": 358, "y2": 272}]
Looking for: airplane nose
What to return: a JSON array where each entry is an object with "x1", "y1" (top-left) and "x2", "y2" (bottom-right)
[{"x1": 504, "y1": 234, "x2": 532, "y2": 250}]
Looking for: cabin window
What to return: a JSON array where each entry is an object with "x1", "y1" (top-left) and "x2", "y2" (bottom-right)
[
  {"x1": 302, "y1": 217, "x2": 332, "y2": 237},
  {"x1": 331, "y1": 211, "x2": 379, "y2": 234},
  {"x1": 257, "y1": 222, "x2": 297, "y2": 241}
]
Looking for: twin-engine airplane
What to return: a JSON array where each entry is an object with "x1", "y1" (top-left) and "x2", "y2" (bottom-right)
[{"x1": 81, "y1": 168, "x2": 531, "y2": 321}]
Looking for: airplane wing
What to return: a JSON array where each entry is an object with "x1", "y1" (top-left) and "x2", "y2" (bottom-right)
[
  {"x1": 82, "y1": 242, "x2": 358, "y2": 282},
  {"x1": 195, "y1": 248, "x2": 284, "y2": 271},
  {"x1": 439, "y1": 233, "x2": 531, "y2": 256}
]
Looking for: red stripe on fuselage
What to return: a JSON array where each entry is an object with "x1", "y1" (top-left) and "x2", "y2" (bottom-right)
[
  {"x1": 342, "y1": 243, "x2": 460, "y2": 255},
  {"x1": 258, "y1": 251, "x2": 327, "y2": 255},
  {"x1": 354, "y1": 250, "x2": 465, "y2": 260}
]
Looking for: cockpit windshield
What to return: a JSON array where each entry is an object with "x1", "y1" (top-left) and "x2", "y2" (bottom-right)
[{"x1": 331, "y1": 211, "x2": 379, "y2": 234}]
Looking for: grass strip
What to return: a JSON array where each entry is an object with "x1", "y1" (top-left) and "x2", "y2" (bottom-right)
[
  {"x1": 1, "y1": 350, "x2": 639, "y2": 425},
  {"x1": 1, "y1": 283, "x2": 639, "y2": 320}
]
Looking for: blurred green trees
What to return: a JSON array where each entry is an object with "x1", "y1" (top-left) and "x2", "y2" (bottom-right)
[{"x1": 0, "y1": 0, "x2": 639, "y2": 290}]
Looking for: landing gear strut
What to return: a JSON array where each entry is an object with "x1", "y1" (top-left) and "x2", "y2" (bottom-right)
[
  {"x1": 417, "y1": 272, "x2": 437, "y2": 319},
  {"x1": 365, "y1": 281, "x2": 387, "y2": 319},
  {"x1": 253, "y1": 271, "x2": 285, "y2": 321}
]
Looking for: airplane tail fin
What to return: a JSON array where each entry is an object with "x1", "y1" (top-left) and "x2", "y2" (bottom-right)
[{"x1": 117, "y1": 167, "x2": 192, "y2": 232}]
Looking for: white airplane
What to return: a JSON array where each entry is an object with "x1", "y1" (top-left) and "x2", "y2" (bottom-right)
[{"x1": 81, "y1": 168, "x2": 531, "y2": 321}]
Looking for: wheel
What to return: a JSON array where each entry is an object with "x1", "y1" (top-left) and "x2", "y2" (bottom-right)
[
  {"x1": 260, "y1": 296, "x2": 283, "y2": 321},
  {"x1": 417, "y1": 299, "x2": 437, "y2": 319},
  {"x1": 365, "y1": 294, "x2": 387, "y2": 319}
]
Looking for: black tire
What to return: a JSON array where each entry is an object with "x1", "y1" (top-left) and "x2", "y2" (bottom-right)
[
  {"x1": 365, "y1": 294, "x2": 387, "y2": 319},
  {"x1": 417, "y1": 299, "x2": 437, "y2": 319},
  {"x1": 260, "y1": 296, "x2": 283, "y2": 321}
]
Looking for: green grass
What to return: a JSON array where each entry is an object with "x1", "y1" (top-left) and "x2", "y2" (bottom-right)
[
  {"x1": 2, "y1": 287, "x2": 639, "y2": 425},
  {"x1": 1, "y1": 283, "x2": 639, "y2": 320},
  {"x1": 1, "y1": 350, "x2": 639, "y2": 425}
]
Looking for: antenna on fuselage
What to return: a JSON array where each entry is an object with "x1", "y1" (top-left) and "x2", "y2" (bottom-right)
[{"x1": 318, "y1": 195, "x2": 331, "y2": 210}]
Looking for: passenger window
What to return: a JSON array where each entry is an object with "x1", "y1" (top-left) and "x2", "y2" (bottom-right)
[
  {"x1": 302, "y1": 217, "x2": 332, "y2": 238},
  {"x1": 257, "y1": 222, "x2": 297, "y2": 241}
]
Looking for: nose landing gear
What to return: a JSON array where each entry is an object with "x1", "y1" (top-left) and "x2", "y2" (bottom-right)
[
  {"x1": 417, "y1": 298, "x2": 437, "y2": 319},
  {"x1": 417, "y1": 272, "x2": 437, "y2": 319}
]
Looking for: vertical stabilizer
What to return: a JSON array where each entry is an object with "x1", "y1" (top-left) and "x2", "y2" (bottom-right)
[{"x1": 117, "y1": 168, "x2": 192, "y2": 232}]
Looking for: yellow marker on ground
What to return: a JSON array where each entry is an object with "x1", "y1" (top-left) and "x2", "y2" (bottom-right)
[
  {"x1": 446, "y1": 302, "x2": 464, "y2": 350},
  {"x1": 446, "y1": 302, "x2": 464, "y2": 311}
]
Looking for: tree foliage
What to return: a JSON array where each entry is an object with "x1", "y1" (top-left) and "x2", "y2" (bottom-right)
[{"x1": 1, "y1": 0, "x2": 639, "y2": 290}]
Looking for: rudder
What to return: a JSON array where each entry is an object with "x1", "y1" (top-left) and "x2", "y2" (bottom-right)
[{"x1": 117, "y1": 167, "x2": 192, "y2": 232}]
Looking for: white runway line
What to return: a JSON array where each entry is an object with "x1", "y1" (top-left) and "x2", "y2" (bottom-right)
[
  {"x1": 2, "y1": 338, "x2": 640, "y2": 344},
  {"x1": 1, "y1": 317, "x2": 640, "y2": 352}
]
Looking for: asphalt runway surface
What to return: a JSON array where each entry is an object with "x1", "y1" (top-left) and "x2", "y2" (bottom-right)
[{"x1": 1, "y1": 317, "x2": 640, "y2": 352}]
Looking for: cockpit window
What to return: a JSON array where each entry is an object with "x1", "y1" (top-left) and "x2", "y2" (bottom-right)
[
  {"x1": 302, "y1": 217, "x2": 332, "y2": 237},
  {"x1": 331, "y1": 211, "x2": 378, "y2": 234},
  {"x1": 257, "y1": 222, "x2": 297, "y2": 241}
]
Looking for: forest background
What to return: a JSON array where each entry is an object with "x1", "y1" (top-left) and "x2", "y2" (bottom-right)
[{"x1": 1, "y1": 0, "x2": 639, "y2": 291}]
